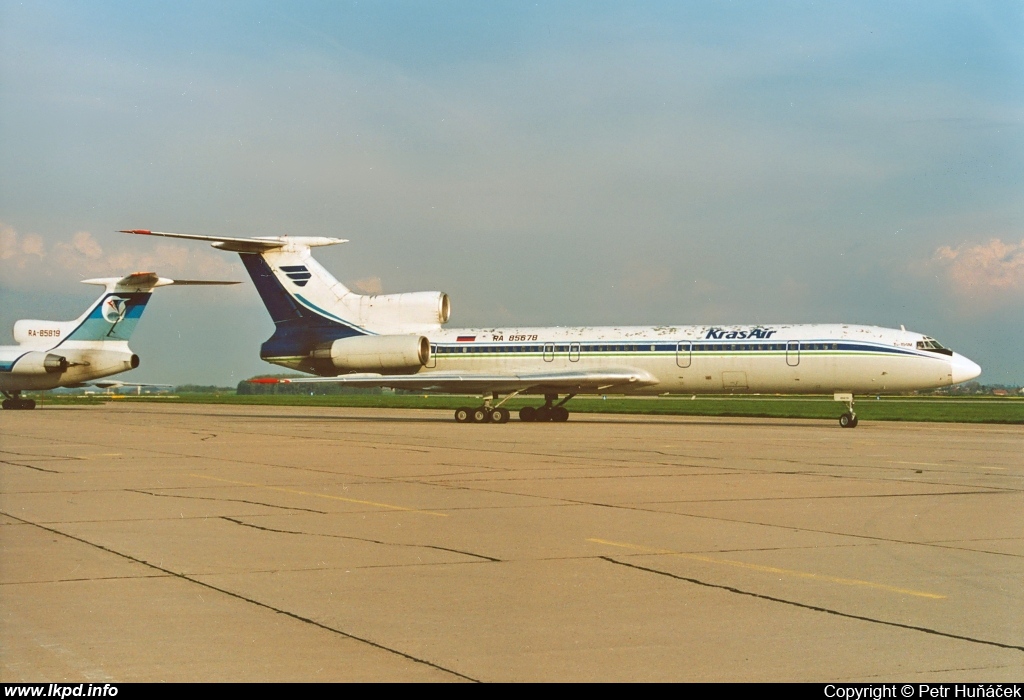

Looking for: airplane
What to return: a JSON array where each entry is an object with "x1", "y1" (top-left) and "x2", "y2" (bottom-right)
[
  {"x1": 121, "y1": 229, "x2": 982, "y2": 427},
  {"x1": 88, "y1": 380, "x2": 173, "y2": 395},
  {"x1": 0, "y1": 272, "x2": 238, "y2": 410}
]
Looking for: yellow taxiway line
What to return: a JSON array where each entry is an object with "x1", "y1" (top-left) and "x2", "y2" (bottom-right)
[
  {"x1": 588, "y1": 538, "x2": 945, "y2": 599},
  {"x1": 190, "y1": 474, "x2": 448, "y2": 517}
]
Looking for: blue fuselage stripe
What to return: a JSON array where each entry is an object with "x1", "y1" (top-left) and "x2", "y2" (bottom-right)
[{"x1": 427, "y1": 341, "x2": 930, "y2": 359}]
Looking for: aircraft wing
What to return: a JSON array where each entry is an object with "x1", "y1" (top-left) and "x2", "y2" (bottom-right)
[
  {"x1": 252, "y1": 368, "x2": 659, "y2": 394},
  {"x1": 86, "y1": 381, "x2": 173, "y2": 389}
]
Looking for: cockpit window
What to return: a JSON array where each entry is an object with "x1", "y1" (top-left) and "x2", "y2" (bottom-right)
[{"x1": 916, "y1": 337, "x2": 953, "y2": 355}]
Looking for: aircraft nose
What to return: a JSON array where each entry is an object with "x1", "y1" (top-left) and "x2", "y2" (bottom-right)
[{"x1": 950, "y1": 353, "x2": 981, "y2": 385}]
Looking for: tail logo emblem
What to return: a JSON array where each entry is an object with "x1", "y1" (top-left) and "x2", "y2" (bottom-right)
[
  {"x1": 280, "y1": 265, "x2": 312, "y2": 287},
  {"x1": 102, "y1": 296, "x2": 128, "y2": 323}
]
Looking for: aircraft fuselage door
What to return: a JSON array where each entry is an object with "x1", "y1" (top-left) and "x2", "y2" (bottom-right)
[
  {"x1": 543, "y1": 343, "x2": 555, "y2": 362},
  {"x1": 676, "y1": 341, "x2": 691, "y2": 368},
  {"x1": 786, "y1": 341, "x2": 800, "y2": 366},
  {"x1": 569, "y1": 342, "x2": 580, "y2": 362}
]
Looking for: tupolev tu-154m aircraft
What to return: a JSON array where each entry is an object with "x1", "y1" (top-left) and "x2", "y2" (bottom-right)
[
  {"x1": 123, "y1": 229, "x2": 982, "y2": 427},
  {"x1": 0, "y1": 272, "x2": 237, "y2": 409}
]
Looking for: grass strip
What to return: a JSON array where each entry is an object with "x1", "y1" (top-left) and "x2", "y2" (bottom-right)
[{"x1": 34, "y1": 393, "x2": 1024, "y2": 424}]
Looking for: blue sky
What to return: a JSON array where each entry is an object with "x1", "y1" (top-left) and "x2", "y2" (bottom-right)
[{"x1": 1, "y1": 1, "x2": 1022, "y2": 384}]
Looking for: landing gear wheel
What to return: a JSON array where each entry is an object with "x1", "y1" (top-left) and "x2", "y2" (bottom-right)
[
  {"x1": 535, "y1": 406, "x2": 553, "y2": 422},
  {"x1": 491, "y1": 407, "x2": 510, "y2": 424},
  {"x1": 472, "y1": 407, "x2": 490, "y2": 423},
  {"x1": 839, "y1": 412, "x2": 858, "y2": 428},
  {"x1": 849, "y1": 416, "x2": 858, "y2": 428},
  {"x1": 455, "y1": 407, "x2": 472, "y2": 423},
  {"x1": 552, "y1": 406, "x2": 569, "y2": 422},
  {"x1": 519, "y1": 406, "x2": 536, "y2": 422},
  {"x1": 1, "y1": 399, "x2": 11, "y2": 410}
]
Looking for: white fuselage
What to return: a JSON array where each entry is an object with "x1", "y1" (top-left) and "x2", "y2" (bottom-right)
[
  {"x1": 0, "y1": 340, "x2": 138, "y2": 392},
  {"x1": 389, "y1": 323, "x2": 976, "y2": 395},
  {"x1": 0, "y1": 278, "x2": 160, "y2": 396}
]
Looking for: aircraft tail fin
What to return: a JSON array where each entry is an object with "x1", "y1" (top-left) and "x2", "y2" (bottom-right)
[
  {"x1": 120, "y1": 230, "x2": 451, "y2": 366},
  {"x1": 120, "y1": 229, "x2": 357, "y2": 328},
  {"x1": 13, "y1": 273, "x2": 238, "y2": 345}
]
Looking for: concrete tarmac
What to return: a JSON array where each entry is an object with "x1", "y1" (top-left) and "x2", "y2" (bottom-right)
[{"x1": 1, "y1": 403, "x2": 1021, "y2": 682}]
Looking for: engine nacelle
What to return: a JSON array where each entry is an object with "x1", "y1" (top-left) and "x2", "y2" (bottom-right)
[
  {"x1": 312, "y1": 335, "x2": 430, "y2": 372},
  {"x1": 10, "y1": 352, "x2": 69, "y2": 375},
  {"x1": 352, "y1": 292, "x2": 450, "y2": 329},
  {"x1": 13, "y1": 320, "x2": 65, "y2": 345}
]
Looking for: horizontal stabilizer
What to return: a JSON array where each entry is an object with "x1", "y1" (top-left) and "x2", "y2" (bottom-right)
[
  {"x1": 163, "y1": 280, "x2": 243, "y2": 286},
  {"x1": 82, "y1": 273, "x2": 239, "y2": 291},
  {"x1": 120, "y1": 229, "x2": 348, "y2": 253}
]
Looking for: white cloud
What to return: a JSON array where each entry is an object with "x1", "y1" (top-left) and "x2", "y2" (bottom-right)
[
  {"x1": 0, "y1": 223, "x2": 239, "y2": 288},
  {"x1": 931, "y1": 238, "x2": 1024, "y2": 303},
  {"x1": 53, "y1": 230, "x2": 103, "y2": 267},
  {"x1": 351, "y1": 276, "x2": 383, "y2": 294},
  {"x1": 0, "y1": 223, "x2": 46, "y2": 266}
]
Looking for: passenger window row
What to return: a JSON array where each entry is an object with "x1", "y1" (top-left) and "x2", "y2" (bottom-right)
[{"x1": 436, "y1": 342, "x2": 841, "y2": 354}]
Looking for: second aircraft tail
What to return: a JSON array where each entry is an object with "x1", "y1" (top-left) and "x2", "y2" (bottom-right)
[{"x1": 14, "y1": 272, "x2": 239, "y2": 347}]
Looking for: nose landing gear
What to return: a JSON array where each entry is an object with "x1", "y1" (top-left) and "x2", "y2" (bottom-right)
[{"x1": 834, "y1": 392, "x2": 858, "y2": 428}]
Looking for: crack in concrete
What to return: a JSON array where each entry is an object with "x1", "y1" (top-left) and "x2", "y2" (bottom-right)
[
  {"x1": 928, "y1": 536, "x2": 1024, "y2": 544},
  {"x1": 0, "y1": 459, "x2": 60, "y2": 473},
  {"x1": 430, "y1": 467, "x2": 722, "y2": 484},
  {"x1": 0, "y1": 449, "x2": 80, "y2": 462},
  {"x1": 585, "y1": 499, "x2": 1024, "y2": 560},
  {"x1": 853, "y1": 661, "x2": 1022, "y2": 679},
  {"x1": 426, "y1": 482, "x2": 1024, "y2": 560},
  {"x1": 412, "y1": 458, "x2": 1019, "y2": 496},
  {"x1": 127, "y1": 489, "x2": 328, "y2": 514},
  {"x1": 1, "y1": 510, "x2": 480, "y2": 683},
  {"x1": 600, "y1": 556, "x2": 1024, "y2": 653},
  {"x1": 695, "y1": 542, "x2": 877, "y2": 555},
  {"x1": 1, "y1": 574, "x2": 170, "y2": 586},
  {"x1": 220, "y1": 516, "x2": 501, "y2": 563},
  {"x1": 636, "y1": 489, "x2": 1006, "y2": 505},
  {"x1": 15, "y1": 419, "x2": 1016, "y2": 499}
]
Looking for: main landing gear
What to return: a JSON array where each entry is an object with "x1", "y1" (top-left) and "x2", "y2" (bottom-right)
[
  {"x1": 519, "y1": 393, "x2": 573, "y2": 423},
  {"x1": 454, "y1": 393, "x2": 574, "y2": 424},
  {"x1": 454, "y1": 405, "x2": 510, "y2": 424},
  {"x1": 1, "y1": 392, "x2": 36, "y2": 410},
  {"x1": 835, "y1": 392, "x2": 858, "y2": 428}
]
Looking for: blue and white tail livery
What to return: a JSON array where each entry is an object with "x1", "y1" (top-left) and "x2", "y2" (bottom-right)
[
  {"x1": 123, "y1": 229, "x2": 982, "y2": 427},
  {"x1": 0, "y1": 272, "x2": 238, "y2": 410}
]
